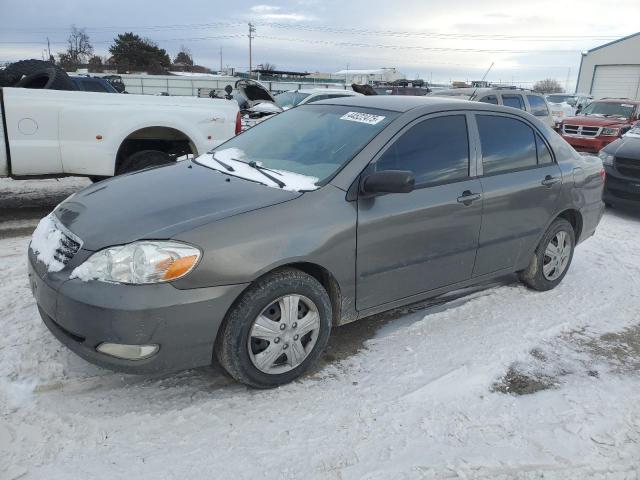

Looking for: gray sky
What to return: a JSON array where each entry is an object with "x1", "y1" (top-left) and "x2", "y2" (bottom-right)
[{"x1": 1, "y1": 0, "x2": 638, "y2": 89}]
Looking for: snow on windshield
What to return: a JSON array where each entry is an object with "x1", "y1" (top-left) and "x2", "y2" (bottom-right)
[{"x1": 199, "y1": 148, "x2": 320, "y2": 192}]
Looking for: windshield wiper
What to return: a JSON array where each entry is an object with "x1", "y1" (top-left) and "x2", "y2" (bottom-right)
[
  {"x1": 211, "y1": 153, "x2": 235, "y2": 172},
  {"x1": 247, "y1": 161, "x2": 286, "y2": 188}
]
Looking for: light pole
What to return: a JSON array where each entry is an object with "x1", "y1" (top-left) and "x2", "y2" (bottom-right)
[{"x1": 248, "y1": 23, "x2": 256, "y2": 79}]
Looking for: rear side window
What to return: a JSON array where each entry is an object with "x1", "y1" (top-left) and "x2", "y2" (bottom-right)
[
  {"x1": 527, "y1": 95, "x2": 550, "y2": 116},
  {"x1": 477, "y1": 115, "x2": 537, "y2": 174},
  {"x1": 502, "y1": 95, "x2": 525, "y2": 110},
  {"x1": 536, "y1": 135, "x2": 553, "y2": 164},
  {"x1": 479, "y1": 95, "x2": 498, "y2": 104},
  {"x1": 376, "y1": 115, "x2": 469, "y2": 186}
]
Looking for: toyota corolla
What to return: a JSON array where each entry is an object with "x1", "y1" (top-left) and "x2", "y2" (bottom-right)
[{"x1": 28, "y1": 96, "x2": 605, "y2": 388}]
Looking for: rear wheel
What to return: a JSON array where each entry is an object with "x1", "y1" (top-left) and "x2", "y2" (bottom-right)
[
  {"x1": 215, "y1": 268, "x2": 332, "y2": 388},
  {"x1": 116, "y1": 150, "x2": 173, "y2": 175},
  {"x1": 519, "y1": 218, "x2": 575, "y2": 291}
]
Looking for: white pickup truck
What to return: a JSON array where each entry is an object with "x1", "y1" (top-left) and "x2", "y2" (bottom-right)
[{"x1": 0, "y1": 87, "x2": 240, "y2": 179}]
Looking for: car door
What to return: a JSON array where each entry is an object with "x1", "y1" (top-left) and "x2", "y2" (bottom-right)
[
  {"x1": 356, "y1": 113, "x2": 483, "y2": 310},
  {"x1": 472, "y1": 113, "x2": 563, "y2": 277}
]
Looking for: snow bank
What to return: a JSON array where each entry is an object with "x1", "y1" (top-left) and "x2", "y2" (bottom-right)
[{"x1": 29, "y1": 214, "x2": 65, "y2": 272}]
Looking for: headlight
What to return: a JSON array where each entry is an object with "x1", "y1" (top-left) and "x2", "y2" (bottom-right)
[
  {"x1": 552, "y1": 110, "x2": 564, "y2": 117},
  {"x1": 71, "y1": 241, "x2": 200, "y2": 284},
  {"x1": 601, "y1": 127, "x2": 620, "y2": 136},
  {"x1": 598, "y1": 150, "x2": 614, "y2": 166}
]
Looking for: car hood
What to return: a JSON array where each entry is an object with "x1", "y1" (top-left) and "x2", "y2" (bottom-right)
[
  {"x1": 562, "y1": 115, "x2": 629, "y2": 127},
  {"x1": 604, "y1": 135, "x2": 640, "y2": 159},
  {"x1": 54, "y1": 160, "x2": 301, "y2": 251}
]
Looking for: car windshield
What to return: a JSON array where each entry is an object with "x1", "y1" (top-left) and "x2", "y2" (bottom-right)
[
  {"x1": 580, "y1": 102, "x2": 636, "y2": 119},
  {"x1": 547, "y1": 95, "x2": 574, "y2": 104},
  {"x1": 199, "y1": 104, "x2": 398, "y2": 190},
  {"x1": 275, "y1": 91, "x2": 310, "y2": 109}
]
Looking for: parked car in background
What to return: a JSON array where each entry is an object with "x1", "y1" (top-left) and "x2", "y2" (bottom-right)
[
  {"x1": 372, "y1": 86, "x2": 431, "y2": 96},
  {"x1": 560, "y1": 99, "x2": 640, "y2": 153},
  {"x1": 430, "y1": 87, "x2": 555, "y2": 127},
  {"x1": 70, "y1": 75, "x2": 119, "y2": 93},
  {"x1": 28, "y1": 96, "x2": 604, "y2": 388},
  {"x1": 0, "y1": 86, "x2": 240, "y2": 179},
  {"x1": 598, "y1": 125, "x2": 640, "y2": 208},
  {"x1": 546, "y1": 93, "x2": 592, "y2": 129},
  {"x1": 274, "y1": 88, "x2": 361, "y2": 110}
]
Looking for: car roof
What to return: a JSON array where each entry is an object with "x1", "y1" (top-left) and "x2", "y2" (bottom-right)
[{"x1": 312, "y1": 94, "x2": 530, "y2": 114}]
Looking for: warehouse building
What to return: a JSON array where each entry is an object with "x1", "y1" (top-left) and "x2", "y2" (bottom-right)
[{"x1": 575, "y1": 32, "x2": 640, "y2": 99}]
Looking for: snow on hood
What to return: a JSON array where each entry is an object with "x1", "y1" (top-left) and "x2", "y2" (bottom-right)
[{"x1": 201, "y1": 148, "x2": 320, "y2": 192}]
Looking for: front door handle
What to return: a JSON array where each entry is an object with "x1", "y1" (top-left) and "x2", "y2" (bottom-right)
[
  {"x1": 457, "y1": 190, "x2": 482, "y2": 205},
  {"x1": 541, "y1": 175, "x2": 560, "y2": 187}
]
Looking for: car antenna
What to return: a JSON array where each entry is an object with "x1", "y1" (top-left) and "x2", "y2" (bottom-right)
[{"x1": 469, "y1": 62, "x2": 494, "y2": 100}]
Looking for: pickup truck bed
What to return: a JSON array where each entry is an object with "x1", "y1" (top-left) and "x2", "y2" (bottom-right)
[{"x1": 0, "y1": 87, "x2": 239, "y2": 178}]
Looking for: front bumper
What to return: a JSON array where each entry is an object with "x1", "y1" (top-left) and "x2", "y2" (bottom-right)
[
  {"x1": 562, "y1": 135, "x2": 617, "y2": 153},
  {"x1": 603, "y1": 167, "x2": 640, "y2": 207},
  {"x1": 28, "y1": 249, "x2": 248, "y2": 374}
]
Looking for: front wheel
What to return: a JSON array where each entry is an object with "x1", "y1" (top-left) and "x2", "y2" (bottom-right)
[
  {"x1": 519, "y1": 218, "x2": 575, "y2": 291},
  {"x1": 215, "y1": 268, "x2": 332, "y2": 388}
]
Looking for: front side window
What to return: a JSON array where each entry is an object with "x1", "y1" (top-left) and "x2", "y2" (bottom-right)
[
  {"x1": 477, "y1": 115, "x2": 537, "y2": 174},
  {"x1": 527, "y1": 95, "x2": 550, "y2": 116},
  {"x1": 375, "y1": 115, "x2": 469, "y2": 186},
  {"x1": 502, "y1": 94, "x2": 525, "y2": 110}
]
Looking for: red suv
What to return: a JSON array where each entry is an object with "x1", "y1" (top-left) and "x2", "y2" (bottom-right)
[{"x1": 560, "y1": 99, "x2": 640, "y2": 153}]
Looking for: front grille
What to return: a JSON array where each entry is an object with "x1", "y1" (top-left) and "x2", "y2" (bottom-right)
[
  {"x1": 55, "y1": 232, "x2": 81, "y2": 265},
  {"x1": 562, "y1": 124, "x2": 601, "y2": 137},
  {"x1": 616, "y1": 157, "x2": 640, "y2": 180}
]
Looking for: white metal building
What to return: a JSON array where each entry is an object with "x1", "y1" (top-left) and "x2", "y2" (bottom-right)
[{"x1": 575, "y1": 32, "x2": 640, "y2": 99}]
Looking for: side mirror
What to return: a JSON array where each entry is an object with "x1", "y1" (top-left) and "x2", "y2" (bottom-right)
[{"x1": 361, "y1": 170, "x2": 415, "y2": 195}]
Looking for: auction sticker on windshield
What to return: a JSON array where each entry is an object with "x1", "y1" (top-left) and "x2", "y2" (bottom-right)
[{"x1": 340, "y1": 111, "x2": 386, "y2": 125}]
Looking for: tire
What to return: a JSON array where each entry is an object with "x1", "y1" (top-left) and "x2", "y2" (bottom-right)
[
  {"x1": 2, "y1": 59, "x2": 77, "y2": 90},
  {"x1": 215, "y1": 268, "x2": 332, "y2": 388},
  {"x1": 116, "y1": 150, "x2": 173, "y2": 175},
  {"x1": 519, "y1": 218, "x2": 575, "y2": 291}
]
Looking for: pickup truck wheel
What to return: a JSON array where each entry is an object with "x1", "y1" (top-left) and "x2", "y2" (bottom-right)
[
  {"x1": 519, "y1": 218, "x2": 575, "y2": 291},
  {"x1": 2, "y1": 59, "x2": 76, "y2": 90},
  {"x1": 116, "y1": 150, "x2": 173, "y2": 175},
  {"x1": 215, "y1": 268, "x2": 332, "y2": 388}
]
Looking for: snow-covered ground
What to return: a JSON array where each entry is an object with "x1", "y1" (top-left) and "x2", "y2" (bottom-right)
[{"x1": 1, "y1": 177, "x2": 639, "y2": 478}]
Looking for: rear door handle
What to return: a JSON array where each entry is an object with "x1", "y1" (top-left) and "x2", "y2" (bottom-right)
[
  {"x1": 541, "y1": 175, "x2": 561, "y2": 187},
  {"x1": 457, "y1": 191, "x2": 482, "y2": 205}
]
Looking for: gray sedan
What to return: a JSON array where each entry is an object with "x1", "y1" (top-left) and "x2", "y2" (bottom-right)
[{"x1": 28, "y1": 96, "x2": 605, "y2": 388}]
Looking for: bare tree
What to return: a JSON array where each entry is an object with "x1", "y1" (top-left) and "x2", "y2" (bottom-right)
[
  {"x1": 57, "y1": 25, "x2": 94, "y2": 71},
  {"x1": 533, "y1": 78, "x2": 564, "y2": 94},
  {"x1": 261, "y1": 62, "x2": 276, "y2": 72}
]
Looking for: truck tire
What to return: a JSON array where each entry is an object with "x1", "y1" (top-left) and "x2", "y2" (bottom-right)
[
  {"x1": 1, "y1": 59, "x2": 77, "y2": 90},
  {"x1": 116, "y1": 150, "x2": 173, "y2": 175}
]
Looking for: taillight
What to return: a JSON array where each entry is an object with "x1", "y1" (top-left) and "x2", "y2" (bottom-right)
[
  {"x1": 235, "y1": 111, "x2": 242, "y2": 135},
  {"x1": 600, "y1": 168, "x2": 606, "y2": 182}
]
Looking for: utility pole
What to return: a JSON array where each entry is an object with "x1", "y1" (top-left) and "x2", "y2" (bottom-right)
[
  {"x1": 46, "y1": 37, "x2": 51, "y2": 61},
  {"x1": 248, "y1": 23, "x2": 256, "y2": 79},
  {"x1": 219, "y1": 47, "x2": 223, "y2": 72}
]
